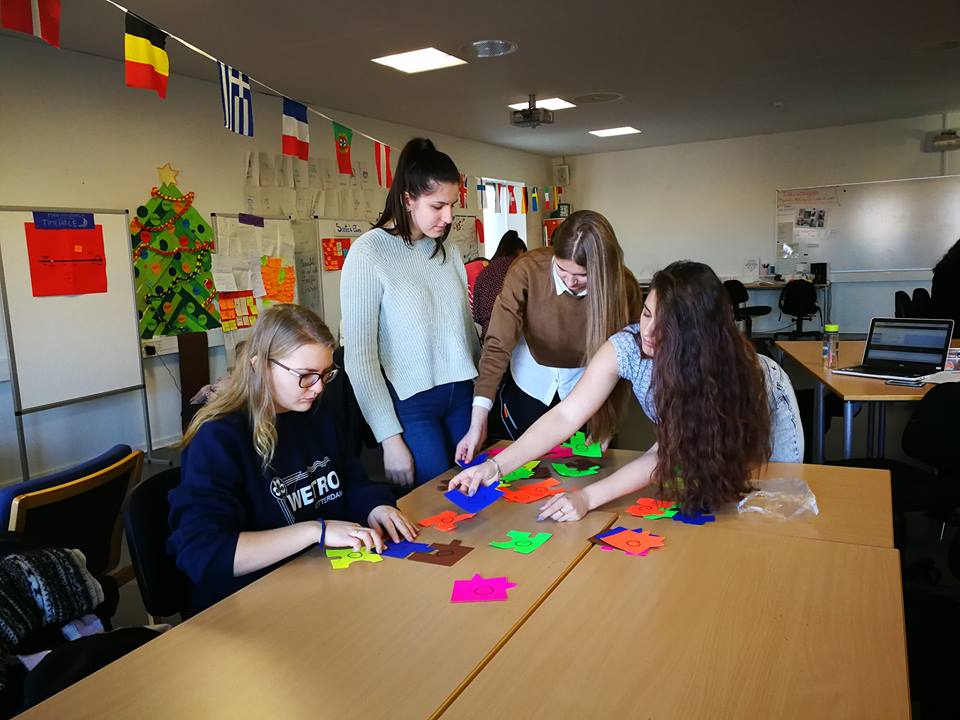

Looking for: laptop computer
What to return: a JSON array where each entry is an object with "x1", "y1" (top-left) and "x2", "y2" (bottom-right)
[{"x1": 832, "y1": 317, "x2": 955, "y2": 381}]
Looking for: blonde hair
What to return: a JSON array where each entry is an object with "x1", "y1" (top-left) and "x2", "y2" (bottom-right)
[
  {"x1": 552, "y1": 210, "x2": 635, "y2": 443},
  {"x1": 181, "y1": 304, "x2": 336, "y2": 470}
]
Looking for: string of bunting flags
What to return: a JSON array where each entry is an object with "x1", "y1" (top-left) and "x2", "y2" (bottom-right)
[{"x1": 2, "y1": 0, "x2": 563, "y2": 214}]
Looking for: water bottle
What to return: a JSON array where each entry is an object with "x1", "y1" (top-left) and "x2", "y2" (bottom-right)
[{"x1": 822, "y1": 324, "x2": 840, "y2": 369}]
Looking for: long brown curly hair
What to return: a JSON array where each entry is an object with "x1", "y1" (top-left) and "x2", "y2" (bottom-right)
[{"x1": 644, "y1": 261, "x2": 771, "y2": 512}]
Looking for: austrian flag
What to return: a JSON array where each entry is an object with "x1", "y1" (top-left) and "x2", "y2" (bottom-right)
[
  {"x1": 0, "y1": 0, "x2": 60, "y2": 47},
  {"x1": 281, "y1": 98, "x2": 310, "y2": 161},
  {"x1": 374, "y1": 141, "x2": 392, "y2": 188}
]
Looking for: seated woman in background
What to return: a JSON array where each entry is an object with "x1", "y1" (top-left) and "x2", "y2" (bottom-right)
[
  {"x1": 449, "y1": 260, "x2": 803, "y2": 520},
  {"x1": 472, "y1": 230, "x2": 527, "y2": 337},
  {"x1": 168, "y1": 305, "x2": 417, "y2": 611}
]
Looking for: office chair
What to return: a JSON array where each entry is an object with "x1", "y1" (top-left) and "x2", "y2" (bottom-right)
[
  {"x1": 775, "y1": 280, "x2": 822, "y2": 339},
  {"x1": 123, "y1": 467, "x2": 192, "y2": 622},
  {"x1": 0, "y1": 445, "x2": 143, "y2": 580},
  {"x1": 723, "y1": 280, "x2": 771, "y2": 338},
  {"x1": 895, "y1": 383, "x2": 960, "y2": 718},
  {"x1": 911, "y1": 288, "x2": 934, "y2": 318},
  {"x1": 894, "y1": 290, "x2": 912, "y2": 318}
]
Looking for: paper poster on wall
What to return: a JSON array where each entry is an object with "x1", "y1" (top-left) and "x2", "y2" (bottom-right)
[
  {"x1": 218, "y1": 289, "x2": 259, "y2": 332},
  {"x1": 322, "y1": 237, "x2": 351, "y2": 271},
  {"x1": 447, "y1": 215, "x2": 480, "y2": 262},
  {"x1": 260, "y1": 256, "x2": 296, "y2": 304},
  {"x1": 132, "y1": 166, "x2": 220, "y2": 339},
  {"x1": 776, "y1": 187, "x2": 840, "y2": 213},
  {"x1": 25, "y1": 223, "x2": 107, "y2": 296}
]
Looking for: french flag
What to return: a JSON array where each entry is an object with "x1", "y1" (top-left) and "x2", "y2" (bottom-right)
[
  {"x1": 374, "y1": 141, "x2": 392, "y2": 188},
  {"x1": 281, "y1": 98, "x2": 309, "y2": 161},
  {"x1": 0, "y1": 0, "x2": 61, "y2": 47}
]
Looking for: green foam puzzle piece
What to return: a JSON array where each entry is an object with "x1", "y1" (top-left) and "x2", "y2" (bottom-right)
[
  {"x1": 561, "y1": 431, "x2": 602, "y2": 458},
  {"x1": 489, "y1": 530, "x2": 553, "y2": 554},
  {"x1": 551, "y1": 462, "x2": 600, "y2": 477}
]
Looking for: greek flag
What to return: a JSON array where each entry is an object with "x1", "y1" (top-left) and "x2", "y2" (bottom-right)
[{"x1": 219, "y1": 62, "x2": 254, "y2": 137}]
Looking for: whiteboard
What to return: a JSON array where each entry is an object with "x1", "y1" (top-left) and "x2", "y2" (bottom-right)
[
  {"x1": 776, "y1": 176, "x2": 960, "y2": 276},
  {"x1": 0, "y1": 208, "x2": 143, "y2": 411},
  {"x1": 293, "y1": 217, "x2": 370, "y2": 339}
]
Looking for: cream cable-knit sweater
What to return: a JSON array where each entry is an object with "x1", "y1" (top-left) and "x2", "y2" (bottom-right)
[{"x1": 340, "y1": 228, "x2": 480, "y2": 442}]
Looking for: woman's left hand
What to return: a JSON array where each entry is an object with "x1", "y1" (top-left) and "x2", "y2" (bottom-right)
[
  {"x1": 536, "y1": 490, "x2": 590, "y2": 522},
  {"x1": 367, "y1": 505, "x2": 419, "y2": 543}
]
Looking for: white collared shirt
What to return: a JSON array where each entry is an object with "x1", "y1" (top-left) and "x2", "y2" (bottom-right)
[{"x1": 473, "y1": 258, "x2": 587, "y2": 409}]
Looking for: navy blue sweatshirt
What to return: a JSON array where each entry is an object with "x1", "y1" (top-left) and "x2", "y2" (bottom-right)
[{"x1": 167, "y1": 400, "x2": 394, "y2": 610}]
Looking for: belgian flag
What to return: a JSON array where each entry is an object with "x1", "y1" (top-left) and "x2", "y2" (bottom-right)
[{"x1": 124, "y1": 13, "x2": 168, "y2": 98}]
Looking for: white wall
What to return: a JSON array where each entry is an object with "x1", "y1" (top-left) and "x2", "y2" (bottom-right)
[
  {"x1": 0, "y1": 35, "x2": 553, "y2": 484},
  {"x1": 564, "y1": 113, "x2": 960, "y2": 332}
]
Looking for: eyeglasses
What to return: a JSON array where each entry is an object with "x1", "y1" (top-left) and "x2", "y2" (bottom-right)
[{"x1": 269, "y1": 358, "x2": 339, "y2": 388}]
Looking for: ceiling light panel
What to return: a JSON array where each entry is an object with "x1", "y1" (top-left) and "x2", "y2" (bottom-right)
[{"x1": 372, "y1": 48, "x2": 466, "y2": 74}]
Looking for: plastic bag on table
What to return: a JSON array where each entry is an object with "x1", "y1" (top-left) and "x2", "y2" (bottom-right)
[{"x1": 737, "y1": 477, "x2": 819, "y2": 519}]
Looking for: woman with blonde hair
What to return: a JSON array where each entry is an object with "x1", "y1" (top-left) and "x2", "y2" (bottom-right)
[
  {"x1": 456, "y1": 210, "x2": 642, "y2": 463},
  {"x1": 168, "y1": 304, "x2": 416, "y2": 610}
]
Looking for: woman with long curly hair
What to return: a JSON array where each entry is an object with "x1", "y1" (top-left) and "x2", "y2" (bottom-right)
[{"x1": 448, "y1": 261, "x2": 803, "y2": 519}]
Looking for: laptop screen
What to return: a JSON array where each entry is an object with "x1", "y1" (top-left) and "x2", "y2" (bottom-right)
[{"x1": 864, "y1": 319, "x2": 952, "y2": 367}]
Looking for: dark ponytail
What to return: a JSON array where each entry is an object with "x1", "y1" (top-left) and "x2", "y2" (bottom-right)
[{"x1": 374, "y1": 137, "x2": 461, "y2": 260}]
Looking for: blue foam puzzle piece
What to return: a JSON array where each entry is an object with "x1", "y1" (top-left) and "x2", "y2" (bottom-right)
[
  {"x1": 672, "y1": 512, "x2": 716, "y2": 525},
  {"x1": 594, "y1": 526, "x2": 631, "y2": 540},
  {"x1": 379, "y1": 540, "x2": 435, "y2": 559},
  {"x1": 456, "y1": 452, "x2": 489, "y2": 469},
  {"x1": 444, "y1": 481, "x2": 504, "y2": 514}
]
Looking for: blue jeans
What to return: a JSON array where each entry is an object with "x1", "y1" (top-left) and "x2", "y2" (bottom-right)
[{"x1": 389, "y1": 380, "x2": 473, "y2": 487}]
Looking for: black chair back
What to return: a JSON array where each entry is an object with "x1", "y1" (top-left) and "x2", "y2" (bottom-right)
[
  {"x1": 912, "y1": 288, "x2": 934, "y2": 318},
  {"x1": 123, "y1": 468, "x2": 190, "y2": 620},
  {"x1": 895, "y1": 291, "x2": 912, "y2": 318},
  {"x1": 779, "y1": 280, "x2": 818, "y2": 317},
  {"x1": 723, "y1": 279, "x2": 748, "y2": 306},
  {"x1": 8, "y1": 451, "x2": 142, "y2": 577}
]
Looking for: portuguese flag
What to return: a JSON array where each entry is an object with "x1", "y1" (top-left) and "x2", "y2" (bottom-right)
[
  {"x1": 332, "y1": 122, "x2": 353, "y2": 175},
  {"x1": 124, "y1": 13, "x2": 169, "y2": 98}
]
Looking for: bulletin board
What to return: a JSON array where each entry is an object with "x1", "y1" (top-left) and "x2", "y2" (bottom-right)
[{"x1": 0, "y1": 207, "x2": 144, "y2": 411}]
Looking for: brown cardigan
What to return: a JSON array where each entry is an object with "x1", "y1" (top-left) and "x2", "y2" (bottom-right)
[{"x1": 474, "y1": 246, "x2": 643, "y2": 401}]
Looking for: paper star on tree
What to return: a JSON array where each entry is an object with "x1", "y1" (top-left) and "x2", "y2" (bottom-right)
[{"x1": 157, "y1": 162, "x2": 180, "y2": 186}]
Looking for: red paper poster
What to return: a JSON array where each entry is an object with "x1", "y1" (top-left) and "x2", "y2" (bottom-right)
[
  {"x1": 322, "y1": 237, "x2": 351, "y2": 271},
  {"x1": 25, "y1": 223, "x2": 107, "y2": 296}
]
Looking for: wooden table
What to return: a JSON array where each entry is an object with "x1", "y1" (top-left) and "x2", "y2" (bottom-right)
[
  {"x1": 442, "y1": 521, "x2": 910, "y2": 720},
  {"x1": 19, "y1": 449, "x2": 907, "y2": 718},
  {"x1": 776, "y1": 339, "x2": 953, "y2": 462},
  {"x1": 594, "y1": 455, "x2": 894, "y2": 548},
  {"x1": 18, "y1": 463, "x2": 614, "y2": 720}
]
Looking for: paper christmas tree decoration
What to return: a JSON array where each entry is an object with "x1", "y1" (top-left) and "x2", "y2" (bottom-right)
[{"x1": 131, "y1": 164, "x2": 220, "y2": 338}]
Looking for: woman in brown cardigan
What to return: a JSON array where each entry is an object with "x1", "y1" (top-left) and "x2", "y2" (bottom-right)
[{"x1": 455, "y1": 210, "x2": 642, "y2": 463}]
